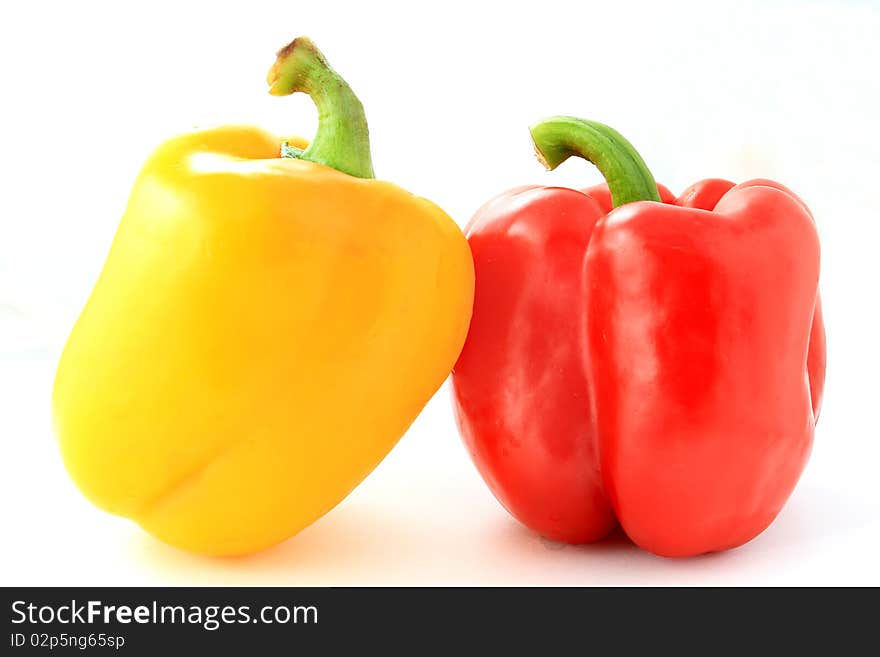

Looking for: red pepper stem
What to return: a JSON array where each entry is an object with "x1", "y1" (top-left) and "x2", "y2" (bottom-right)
[
  {"x1": 530, "y1": 117, "x2": 661, "y2": 207},
  {"x1": 267, "y1": 37, "x2": 374, "y2": 179}
]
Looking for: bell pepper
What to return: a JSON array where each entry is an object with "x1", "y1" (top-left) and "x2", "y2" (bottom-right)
[
  {"x1": 452, "y1": 116, "x2": 824, "y2": 557},
  {"x1": 52, "y1": 37, "x2": 474, "y2": 556}
]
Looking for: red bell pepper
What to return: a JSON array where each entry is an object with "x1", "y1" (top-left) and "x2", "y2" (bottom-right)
[{"x1": 451, "y1": 116, "x2": 825, "y2": 557}]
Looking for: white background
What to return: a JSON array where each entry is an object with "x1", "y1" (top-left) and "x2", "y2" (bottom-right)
[{"x1": 1, "y1": 0, "x2": 879, "y2": 585}]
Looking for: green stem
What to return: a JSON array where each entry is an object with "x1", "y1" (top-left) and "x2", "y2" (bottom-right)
[
  {"x1": 530, "y1": 116, "x2": 660, "y2": 207},
  {"x1": 267, "y1": 37, "x2": 374, "y2": 179}
]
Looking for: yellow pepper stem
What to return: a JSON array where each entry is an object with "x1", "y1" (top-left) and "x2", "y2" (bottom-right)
[{"x1": 267, "y1": 36, "x2": 374, "y2": 179}]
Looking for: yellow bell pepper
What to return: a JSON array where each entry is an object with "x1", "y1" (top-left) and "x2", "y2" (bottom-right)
[{"x1": 52, "y1": 37, "x2": 474, "y2": 556}]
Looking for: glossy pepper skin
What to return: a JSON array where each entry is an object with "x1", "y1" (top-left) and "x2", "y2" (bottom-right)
[
  {"x1": 452, "y1": 117, "x2": 824, "y2": 556},
  {"x1": 452, "y1": 182, "x2": 674, "y2": 544},
  {"x1": 52, "y1": 38, "x2": 474, "y2": 556}
]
